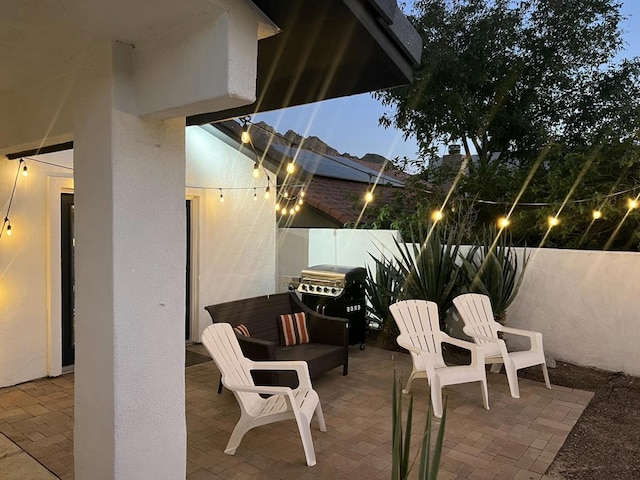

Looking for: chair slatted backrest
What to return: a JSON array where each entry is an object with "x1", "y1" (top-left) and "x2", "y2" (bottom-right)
[
  {"x1": 453, "y1": 294, "x2": 499, "y2": 344},
  {"x1": 202, "y1": 323, "x2": 259, "y2": 405},
  {"x1": 389, "y1": 300, "x2": 445, "y2": 368}
]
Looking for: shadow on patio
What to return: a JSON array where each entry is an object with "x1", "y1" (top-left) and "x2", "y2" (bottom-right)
[{"x1": 0, "y1": 345, "x2": 592, "y2": 479}]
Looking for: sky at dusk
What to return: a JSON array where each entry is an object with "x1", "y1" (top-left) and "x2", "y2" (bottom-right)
[{"x1": 253, "y1": 2, "x2": 640, "y2": 162}]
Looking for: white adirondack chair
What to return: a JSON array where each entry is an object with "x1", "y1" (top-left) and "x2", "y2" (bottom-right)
[
  {"x1": 453, "y1": 293, "x2": 551, "y2": 398},
  {"x1": 389, "y1": 299, "x2": 489, "y2": 418},
  {"x1": 201, "y1": 323, "x2": 326, "y2": 466}
]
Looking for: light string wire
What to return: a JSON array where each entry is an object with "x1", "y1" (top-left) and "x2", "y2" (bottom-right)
[{"x1": 1, "y1": 159, "x2": 23, "y2": 239}]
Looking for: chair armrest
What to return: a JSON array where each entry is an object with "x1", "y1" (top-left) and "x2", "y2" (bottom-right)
[
  {"x1": 396, "y1": 334, "x2": 437, "y2": 384},
  {"x1": 439, "y1": 333, "x2": 486, "y2": 367},
  {"x1": 497, "y1": 326, "x2": 544, "y2": 351},
  {"x1": 462, "y1": 329, "x2": 502, "y2": 344},
  {"x1": 237, "y1": 336, "x2": 277, "y2": 361},
  {"x1": 246, "y1": 359, "x2": 313, "y2": 389}
]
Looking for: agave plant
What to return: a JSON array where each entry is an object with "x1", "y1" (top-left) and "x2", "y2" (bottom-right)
[
  {"x1": 392, "y1": 371, "x2": 446, "y2": 480},
  {"x1": 461, "y1": 225, "x2": 529, "y2": 324},
  {"x1": 366, "y1": 257, "x2": 402, "y2": 344}
]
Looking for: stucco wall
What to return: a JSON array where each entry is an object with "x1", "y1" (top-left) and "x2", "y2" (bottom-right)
[
  {"x1": 0, "y1": 151, "x2": 73, "y2": 386},
  {"x1": 0, "y1": 125, "x2": 276, "y2": 387},
  {"x1": 187, "y1": 126, "x2": 276, "y2": 339},
  {"x1": 277, "y1": 229, "x2": 640, "y2": 376}
]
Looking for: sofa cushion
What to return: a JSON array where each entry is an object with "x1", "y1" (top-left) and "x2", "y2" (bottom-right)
[{"x1": 279, "y1": 312, "x2": 309, "y2": 346}]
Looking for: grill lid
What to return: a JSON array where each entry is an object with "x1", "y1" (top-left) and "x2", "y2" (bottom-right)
[{"x1": 298, "y1": 264, "x2": 366, "y2": 297}]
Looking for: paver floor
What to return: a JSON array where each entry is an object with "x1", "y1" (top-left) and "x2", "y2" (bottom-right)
[{"x1": 0, "y1": 345, "x2": 592, "y2": 479}]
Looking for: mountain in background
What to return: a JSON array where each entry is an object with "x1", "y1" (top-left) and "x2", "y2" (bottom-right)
[{"x1": 252, "y1": 121, "x2": 389, "y2": 166}]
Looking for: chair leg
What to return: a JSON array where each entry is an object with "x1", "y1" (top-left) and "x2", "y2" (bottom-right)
[
  {"x1": 504, "y1": 361, "x2": 520, "y2": 398},
  {"x1": 225, "y1": 416, "x2": 252, "y2": 455},
  {"x1": 429, "y1": 376, "x2": 443, "y2": 418},
  {"x1": 489, "y1": 362, "x2": 503, "y2": 374},
  {"x1": 541, "y1": 362, "x2": 551, "y2": 389},
  {"x1": 293, "y1": 410, "x2": 317, "y2": 466},
  {"x1": 403, "y1": 369, "x2": 420, "y2": 395},
  {"x1": 480, "y1": 378, "x2": 490, "y2": 411},
  {"x1": 315, "y1": 402, "x2": 327, "y2": 432}
]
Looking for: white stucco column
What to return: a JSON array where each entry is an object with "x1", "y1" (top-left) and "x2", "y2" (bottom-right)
[{"x1": 73, "y1": 41, "x2": 186, "y2": 479}]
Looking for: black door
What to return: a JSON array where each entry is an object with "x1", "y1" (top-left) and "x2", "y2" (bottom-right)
[
  {"x1": 185, "y1": 200, "x2": 192, "y2": 340},
  {"x1": 61, "y1": 193, "x2": 75, "y2": 367}
]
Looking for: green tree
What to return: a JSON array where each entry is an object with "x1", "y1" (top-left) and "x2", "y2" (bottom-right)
[{"x1": 371, "y1": 0, "x2": 640, "y2": 250}]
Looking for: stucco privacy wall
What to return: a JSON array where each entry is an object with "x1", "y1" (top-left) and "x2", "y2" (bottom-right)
[
  {"x1": 507, "y1": 248, "x2": 640, "y2": 376},
  {"x1": 0, "y1": 126, "x2": 275, "y2": 388},
  {"x1": 276, "y1": 228, "x2": 401, "y2": 290},
  {"x1": 277, "y1": 229, "x2": 640, "y2": 376},
  {"x1": 187, "y1": 125, "x2": 276, "y2": 340}
]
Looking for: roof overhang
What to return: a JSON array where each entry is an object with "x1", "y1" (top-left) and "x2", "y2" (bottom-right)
[{"x1": 187, "y1": 0, "x2": 422, "y2": 125}]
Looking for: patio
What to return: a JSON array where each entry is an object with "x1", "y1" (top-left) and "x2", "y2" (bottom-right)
[{"x1": 0, "y1": 345, "x2": 592, "y2": 480}]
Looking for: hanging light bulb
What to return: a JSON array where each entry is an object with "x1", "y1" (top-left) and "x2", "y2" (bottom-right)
[
  {"x1": 548, "y1": 216, "x2": 559, "y2": 227},
  {"x1": 289, "y1": 207, "x2": 295, "y2": 215},
  {"x1": 628, "y1": 198, "x2": 639, "y2": 210},
  {"x1": 295, "y1": 204, "x2": 300, "y2": 212},
  {"x1": 497, "y1": 216, "x2": 510, "y2": 228},
  {"x1": 283, "y1": 191, "x2": 289, "y2": 198},
  {"x1": 592, "y1": 210, "x2": 602, "y2": 220},
  {"x1": 300, "y1": 190, "x2": 305, "y2": 198},
  {"x1": 241, "y1": 120, "x2": 251, "y2": 144},
  {"x1": 274, "y1": 202, "x2": 280, "y2": 211},
  {"x1": 298, "y1": 198, "x2": 303, "y2": 205},
  {"x1": 364, "y1": 189, "x2": 374, "y2": 203},
  {"x1": 253, "y1": 188, "x2": 257, "y2": 201},
  {"x1": 264, "y1": 186, "x2": 271, "y2": 199},
  {"x1": 253, "y1": 163, "x2": 260, "y2": 178},
  {"x1": 286, "y1": 161, "x2": 295, "y2": 174},
  {"x1": 21, "y1": 159, "x2": 28, "y2": 177},
  {"x1": 219, "y1": 189, "x2": 224, "y2": 202},
  {"x1": 431, "y1": 210, "x2": 444, "y2": 222},
  {"x1": 4, "y1": 218, "x2": 11, "y2": 236}
]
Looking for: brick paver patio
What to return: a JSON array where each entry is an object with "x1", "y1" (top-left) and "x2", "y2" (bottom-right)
[{"x1": 0, "y1": 345, "x2": 592, "y2": 479}]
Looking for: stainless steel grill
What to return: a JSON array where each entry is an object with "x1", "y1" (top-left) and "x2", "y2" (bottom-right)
[{"x1": 298, "y1": 265, "x2": 367, "y2": 348}]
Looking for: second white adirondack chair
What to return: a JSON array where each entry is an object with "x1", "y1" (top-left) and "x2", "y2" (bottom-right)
[
  {"x1": 389, "y1": 299, "x2": 489, "y2": 418},
  {"x1": 453, "y1": 293, "x2": 551, "y2": 398},
  {"x1": 201, "y1": 323, "x2": 326, "y2": 466}
]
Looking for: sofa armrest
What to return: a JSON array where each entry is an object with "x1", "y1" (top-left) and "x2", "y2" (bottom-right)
[
  {"x1": 289, "y1": 292, "x2": 349, "y2": 346},
  {"x1": 237, "y1": 336, "x2": 277, "y2": 361},
  {"x1": 307, "y1": 314, "x2": 349, "y2": 346}
]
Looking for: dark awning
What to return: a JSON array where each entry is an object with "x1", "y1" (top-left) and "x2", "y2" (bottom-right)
[{"x1": 187, "y1": 0, "x2": 421, "y2": 125}]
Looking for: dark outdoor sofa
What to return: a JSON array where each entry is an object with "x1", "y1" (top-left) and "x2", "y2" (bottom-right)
[{"x1": 204, "y1": 292, "x2": 349, "y2": 387}]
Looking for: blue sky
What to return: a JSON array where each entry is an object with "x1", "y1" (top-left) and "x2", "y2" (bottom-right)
[{"x1": 253, "y1": 2, "x2": 640, "y2": 161}]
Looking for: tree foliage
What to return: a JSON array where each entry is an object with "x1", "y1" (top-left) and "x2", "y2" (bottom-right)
[{"x1": 371, "y1": 0, "x2": 640, "y2": 250}]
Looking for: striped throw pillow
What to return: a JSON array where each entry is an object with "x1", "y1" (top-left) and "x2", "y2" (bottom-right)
[
  {"x1": 233, "y1": 324, "x2": 250, "y2": 337},
  {"x1": 279, "y1": 312, "x2": 310, "y2": 346}
]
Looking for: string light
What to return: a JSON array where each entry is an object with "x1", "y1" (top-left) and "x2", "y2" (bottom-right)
[
  {"x1": 240, "y1": 117, "x2": 251, "y2": 144},
  {"x1": 21, "y1": 159, "x2": 27, "y2": 177},
  {"x1": 275, "y1": 202, "x2": 281, "y2": 211},
  {"x1": 283, "y1": 191, "x2": 289, "y2": 198},
  {"x1": 289, "y1": 207, "x2": 295, "y2": 215},
  {"x1": 3, "y1": 217, "x2": 11, "y2": 237},
  {"x1": 286, "y1": 161, "x2": 295, "y2": 174},
  {"x1": 592, "y1": 210, "x2": 602, "y2": 220},
  {"x1": 628, "y1": 198, "x2": 639, "y2": 210},
  {"x1": 298, "y1": 198, "x2": 303, "y2": 205},
  {"x1": 300, "y1": 190, "x2": 305, "y2": 198},
  {"x1": 219, "y1": 189, "x2": 224, "y2": 202},
  {"x1": 253, "y1": 163, "x2": 260, "y2": 178},
  {"x1": 253, "y1": 188, "x2": 257, "y2": 201},
  {"x1": 265, "y1": 186, "x2": 271, "y2": 199},
  {"x1": 548, "y1": 216, "x2": 560, "y2": 227},
  {"x1": 364, "y1": 189, "x2": 374, "y2": 203},
  {"x1": 432, "y1": 210, "x2": 444, "y2": 222},
  {"x1": 497, "y1": 216, "x2": 510, "y2": 228},
  {"x1": 295, "y1": 204, "x2": 300, "y2": 212}
]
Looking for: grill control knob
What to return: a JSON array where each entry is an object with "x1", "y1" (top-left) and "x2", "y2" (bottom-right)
[
  {"x1": 331, "y1": 288, "x2": 337, "y2": 294},
  {"x1": 301, "y1": 284, "x2": 307, "y2": 291},
  {"x1": 323, "y1": 287, "x2": 329, "y2": 293}
]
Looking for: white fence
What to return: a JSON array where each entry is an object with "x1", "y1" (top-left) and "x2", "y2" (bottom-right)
[{"x1": 278, "y1": 228, "x2": 640, "y2": 376}]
